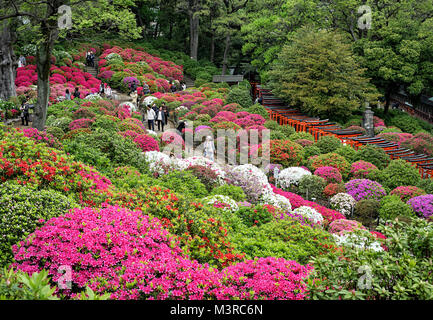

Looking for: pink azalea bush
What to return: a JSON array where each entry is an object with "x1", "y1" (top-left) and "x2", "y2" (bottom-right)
[
  {"x1": 328, "y1": 219, "x2": 365, "y2": 235},
  {"x1": 68, "y1": 118, "x2": 94, "y2": 131},
  {"x1": 350, "y1": 161, "x2": 378, "y2": 179},
  {"x1": 314, "y1": 166, "x2": 342, "y2": 184},
  {"x1": 390, "y1": 186, "x2": 426, "y2": 203}
]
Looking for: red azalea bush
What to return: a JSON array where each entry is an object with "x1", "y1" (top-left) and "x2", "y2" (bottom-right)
[
  {"x1": 257, "y1": 140, "x2": 304, "y2": 167},
  {"x1": 0, "y1": 129, "x2": 112, "y2": 205},
  {"x1": 323, "y1": 183, "x2": 346, "y2": 198},
  {"x1": 314, "y1": 166, "x2": 342, "y2": 184},
  {"x1": 390, "y1": 186, "x2": 426, "y2": 203}
]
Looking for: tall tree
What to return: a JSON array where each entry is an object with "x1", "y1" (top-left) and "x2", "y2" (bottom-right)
[
  {"x1": 177, "y1": 0, "x2": 210, "y2": 60},
  {"x1": 0, "y1": 0, "x2": 141, "y2": 130},
  {"x1": 214, "y1": 0, "x2": 248, "y2": 75},
  {"x1": 0, "y1": 20, "x2": 17, "y2": 101},
  {"x1": 267, "y1": 27, "x2": 379, "y2": 121}
]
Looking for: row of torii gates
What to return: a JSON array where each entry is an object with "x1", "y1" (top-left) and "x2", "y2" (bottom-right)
[{"x1": 257, "y1": 86, "x2": 433, "y2": 178}]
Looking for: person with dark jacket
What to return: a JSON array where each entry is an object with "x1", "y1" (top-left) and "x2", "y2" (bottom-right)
[
  {"x1": 156, "y1": 106, "x2": 165, "y2": 132},
  {"x1": 170, "y1": 82, "x2": 177, "y2": 93},
  {"x1": 20, "y1": 102, "x2": 30, "y2": 126},
  {"x1": 162, "y1": 105, "x2": 169, "y2": 124},
  {"x1": 73, "y1": 87, "x2": 80, "y2": 99}
]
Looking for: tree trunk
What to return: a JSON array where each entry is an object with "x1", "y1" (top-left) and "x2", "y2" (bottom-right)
[
  {"x1": 210, "y1": 31, "x2": 215, "y2": 63},
  {"x1": 0, "y1": 22, "x2": 17, "y2": 101},
  {"x1": 189, "y1": 12, "x2": 199, "y2": 60},
  {"x1": 33, "y1": 22, "x2": 57, "y2": 131},
  {"x1": 221, "y1": 34, "x2": 231, "y2": 75}
]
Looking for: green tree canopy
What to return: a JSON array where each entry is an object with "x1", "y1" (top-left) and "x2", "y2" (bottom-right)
[{"x1": 267, "y1": 27, "x2": 379, "y2": 121}]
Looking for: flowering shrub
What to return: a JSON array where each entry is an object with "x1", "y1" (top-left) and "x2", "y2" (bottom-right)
[
  {"x1": 133, "y1": 134, "x2": 160, "y2": 152},
  {"x1": 220, "y1": 257, "x2": 312, "y2": 300},
  {"x1": 257, "y1": 140, "x2": 304, "y2": 167},
  {"x1": 309, "y1": 153, "x2": 350, "y2": 177},
  {"x1": 276, "y1": 167, "x2": 311, "y2": 189},
  {"x1": 390, "y1": 186, "x2": 426, "y2": 203},
  {"x1": 332, "y1": 230, "x2": 384, "y2": 252},
  {"x1": 350, "y1": 161, "x2": 378, "y2": 179},
  {"x1": 323, "y1": 183, "x2": 346, "y2": 198},
  {"x1": 407, "y1": 195, "x2": 433, "y2": 220},
  {"x1": 401, "y1": 132, "x2": 433, "y2": 156},
  {"x1": 22, "y1": 128, "x2": 62, "y2": 150},
  {"x1": 260, "y1": 189, "x2": 292, "y2": 212},
  {"x1": 293, "y1": 206, "x2": 323, "y2": 225},
  {"x1": 329, "y1": 193, "x2": 356, "y2": 217},
  {"x1": 69, "y1": 118, "x2": 94, "y2": 131},
  {"x1": 345, "y1": 179, "x2": 386, "y2": 201},
  {"x1": 314, "y1": 166, "x2": 342, "y2": 184},
  {"x1": 328, "y1": 219, "x2": 365, "y2": 235},
  {"x1": 202, "y1": 195, "x2": 239, "y2": 212}
]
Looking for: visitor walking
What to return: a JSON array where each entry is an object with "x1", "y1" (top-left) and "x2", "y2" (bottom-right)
[
  {"x1": 20, "y1": 101, "x2": 30, "y2": 126},
  {"x1": 65, "y1": 89, "x2": 71, "y2": 100},
  {"x1": 170, "y1": 81, "x2": 177, "y2": 93},
  {"x1": 18, "y1": 55, "x2": 26, "y2": 68},
  {"x1": 73, "y1": 87, "x2": 80, "y2": 99},
  {"x1": 143, "y1": 82, "x2": 150, "y2": 95},
  {"x1": 162, "y1": 104, "x2": 169, "y2": 124},
  {"x1": 156, "y1": 106, "x2": 165, "y2": 132},
  {"x1": 181, "y1": 82, "x2": 187, "y2": 91},
  {"x1": 99, "y1": 82, "x2": 105, "y2": 96},
  {"x1": 105, "y1": 85, "x2": 112, "y2": 99},
  {"x1": 203, "y1": 135, "x2": 215, "y2": 161},
  {"x1": 146, "y1": 105, "x2": 156, "y2": 131}
]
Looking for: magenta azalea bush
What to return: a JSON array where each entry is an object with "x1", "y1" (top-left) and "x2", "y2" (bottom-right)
[
  {"x1": 314, "y1": 166, "x2": 342, "y2": 184},
  {"x1": 407, "y1": 194, "x2": 433, "y2": 220},
  {"x1": 133, "y1": 134, "x2": 160, "y2": 152},
  {"x1": 22, "y1": 128, "x2": 62, "y2": 150},
  {"x1": 345, "y1": 179, "x2": 386, "y2": 201},
  {"x1": 12, "y1": 206, "x2": 312, "y2": 300}
]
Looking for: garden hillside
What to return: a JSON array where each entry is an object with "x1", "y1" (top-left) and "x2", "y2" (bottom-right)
[{"x1": 0, "y1": 41, "x2": 433, "y2": 300}]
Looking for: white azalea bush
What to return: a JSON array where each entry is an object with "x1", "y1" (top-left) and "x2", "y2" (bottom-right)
[
  {"x1": 260, "y1": 188, "x2": 292, "y2": 212},
  {"x1": 330, "y1": 193, "x2": 356, "y2": 217},
  {"x1": 232, "y1": 164, "x2": 269, "y2": 186},
  {"x1": 202, "y1": 195, "x2": 239, "y2": 212},
  {"x1": 332, "y1": 230, "x2": 384, "y2": 252},
  {"x1": 276, "y1": 167, "x2": 311, "y2": 189},
  {"x1": 85, "y1": 93, "x2": 102, "y2": 100},
  {"x1": 143, "y1": 151, "x2": 173, "y2": 176},
  {"x1": 293, "y1": 206, "x2": 323, "y2": 225},
  {"x1": 174, "y1": 156, "x2": 226, "y2": 184}
]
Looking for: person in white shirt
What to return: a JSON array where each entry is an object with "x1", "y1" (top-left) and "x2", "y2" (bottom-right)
[
  {"x1": 105, "y1": 85, "x2": 112, "y2": 99},
  {"x1": 146, "y1": 105, "x2": 156, "y2": 131},
  {"x1": 203, "y1": 135, "x2": 215, "y2": 161}
]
